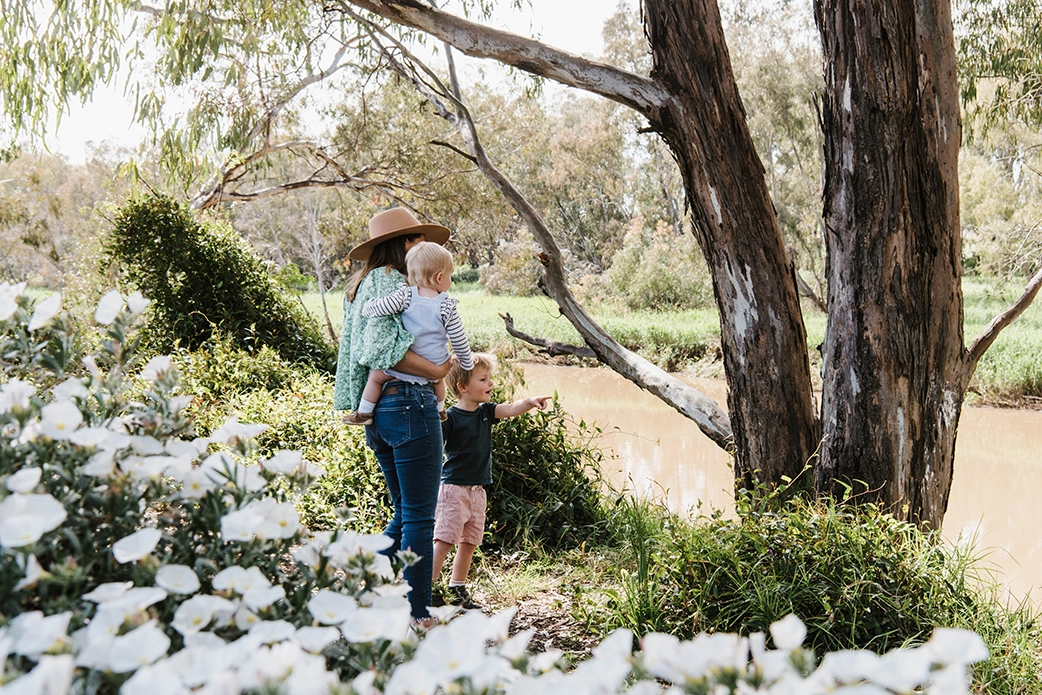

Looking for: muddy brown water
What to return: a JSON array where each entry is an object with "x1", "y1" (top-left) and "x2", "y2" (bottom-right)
[{"x1": 520, "y1": 363, "x2": 1042, "y2": 604}]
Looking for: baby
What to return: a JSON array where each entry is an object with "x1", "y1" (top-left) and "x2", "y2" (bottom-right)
[{"x1": 343, "y1": 241, "x2": 473, "y2": 425}]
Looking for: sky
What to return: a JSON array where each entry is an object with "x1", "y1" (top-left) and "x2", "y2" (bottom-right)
[{"x1": 49, "y1": 0, "x2": 619, "y2": 164}]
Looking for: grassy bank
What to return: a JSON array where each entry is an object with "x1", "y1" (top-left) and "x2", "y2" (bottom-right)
[{"x1": 304, "y1": 275, "x2": 1042, "y2": 405}]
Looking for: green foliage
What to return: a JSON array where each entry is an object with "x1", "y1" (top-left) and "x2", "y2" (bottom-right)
[
  {"x1": 104, "y1": 195, "x2": 336, "y2": 372},
  {"x1": 479, "y1": 226, "x2": 544, "y2": 296},
  {"x1": 582, "y1": 219, "x2": 714, "y2": 312},
  {"x1": 487, "y1": 395, "x2": 611, "y2": 553},
  {"x1": 173, "y1": 342, "x2": 389, "y2": 535},
  {"x1": 957, "y1": 0, "x2": 1042, "y2": 138},
  {"x1": 600, "y1": 491, "x2": 1042, "y2": 694}
]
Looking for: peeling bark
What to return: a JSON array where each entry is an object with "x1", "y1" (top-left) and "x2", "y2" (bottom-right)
[{"x1": 815, "y1": 0, "x2": 964, "y2": 527}]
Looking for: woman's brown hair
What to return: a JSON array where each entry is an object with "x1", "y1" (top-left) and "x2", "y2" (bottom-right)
[{"x1": 347, "y1": 234, "x2": 424, "y2": 301}]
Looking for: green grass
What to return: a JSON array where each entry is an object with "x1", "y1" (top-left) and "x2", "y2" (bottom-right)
[
  {"x1": 596, "y1": 492, "x2": 1042, "y2": 695},
  {"x1": 304, "y1": 274, "x2": 1042, "y2": 402}
]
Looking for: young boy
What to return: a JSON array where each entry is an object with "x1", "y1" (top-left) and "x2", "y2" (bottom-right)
[
  {"x1": 432, "y1": 354, "x2": 551, "y2": 609},
  {"x1": 344, "y1": 241, "x2": 473, "y2": 425}
]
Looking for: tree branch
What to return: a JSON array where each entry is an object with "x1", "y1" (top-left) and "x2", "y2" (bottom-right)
[
  {"x1": 334, "y1": 0, "x2": 670, "y2": 121},
  {"x1": 499, "y1": 313, "x2": 597, "y2": 358},
  {"x1": 966, "y1": 267, "x2": 1042, "y2": 371}
]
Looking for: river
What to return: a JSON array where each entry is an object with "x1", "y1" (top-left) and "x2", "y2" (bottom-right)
[{"x1": 519, "y1": 363, "x2": 1042, "y2": 605}]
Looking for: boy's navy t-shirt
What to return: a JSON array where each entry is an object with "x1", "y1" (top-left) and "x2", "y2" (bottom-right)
[{"x1": 441, "y1": 402, "x2": 501, "y2": 486}]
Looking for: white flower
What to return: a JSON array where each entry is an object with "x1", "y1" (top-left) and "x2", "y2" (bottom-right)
[
  {"x1": 818, "y1": 649, "x2": 881, "y2": 685},
  {"x1": 40, "y1": 400, "x2": 83, "y2": 440},
  {"x1": 923, "y1": 627, "x2": 989, "y2": 666},
  {"x1": 14, "y1": 553, "x2": 44, "y2": 591},
  {"x1": 220, "y1": 508, "x2": 263, "y2": 542},
  {"x1": 155, "y1": 565, "x2": 201, "y2": 595},
  {"x1": 3, "y1": 654, "x2": 75, "y2": 695},
  {"x1": 294, "y1": 626, "x2": 340, "y2": 654},
  {"x1": 95, "y1": 290, "x2": 125, "y2": 325},
  {"x1": 126, "y1": 291, "x2": 150, "y2": 315},
  {"x1": 234, "y1": 566, "x2": 272, "y2": 593},
  {"x1": 97, "y1": 587, "x2": 168, "y2": 620},
  {"x1": 0, "y1": 379, "x2": 35, "y2": 414},
  {"x1": 210, "y1": 415, "x2": 268, "y2": 444},
  {"x1": 770, "y1": 614, "x2": 807, "y2": 651},
  {"x1": 211, "y1": 566, "x2": 245, "y2": 592},
  {"x1": 70, "y1": 426, "x2": 118, "y2": 448},
  {"x1": 339, "y1": 607, "x2": 411, "y2": 643},
  {"x1": 52, "y1": 377, "x2": 89, "y2": 402},
  {"x1": 107, "y1": 620, "x2": 171, "y2": 673},
  {"x1": 0, "y1": 493, "x2": 68, "y2": 548},
  {"x1": 0, "y1": 280, "x2": 27, "y2": 321},
  {"x1": 260, "y1": 450, "x2": 303, "y2": 475},
  {"x1": 180, "y1": 468, "x2": 217, "y2": 499},
  {"x1": 242, "y1": 585, "x2": 285, "y2": 611},
  {"x1": 130, "y1": 435, "x2": 165, "y2": 455},
  {"x1": 257, "y1": 502, "x2": 301, "y2": 541},
  {"x1": 8, "y1": 611, "x2": 71, "y2": 658},
  {"x1": 234, "y1": 605, "x2": 262, "y2": 631},
  {"x1": 82, "y1": 581, "x2": 133, "y2": 603},
  {"x1": 172, "y1": 595, "x2": 235, "y2": 636},
  {"x1": 28, "y1": 293, "x2": 61, "y2": 331},
  {"x1": 308, "y1": 590, "x2": 358, "y2": 625},
  {"x1": 248, "y1": 619, "x2": 297, "y2": 645},
  {"x1": 7, "y1": 467, "x2": 42, "y2": 493},
  {"x1": 869, "y1": 648, "x2": 932, "y2": 692},
  {"x1": 141, "y1": 355, "x2": 172, "y2": 382},
  {"x1": 112, "y1": 528, "x2": 162, "y2": 563},
  {"x1": 119, "y1": 659, "x2": 189, "y2": 695},
  {"x1": 384, "y1": 660, "x2": 440, "y2": 695},
  {"x1": 82, "y1": 449, "x2": 117, "y2": 477}
]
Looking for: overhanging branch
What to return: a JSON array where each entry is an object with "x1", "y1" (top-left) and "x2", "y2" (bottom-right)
[
  {"x1": 334, "y1": 0, "x2": 670, "y2": 121},
  {"x1": 499, "y1": 313, "x2": 597, "y2": 358},
  {"x1": 966, "y1": 267, "x2": 1042, "y2": 372}
]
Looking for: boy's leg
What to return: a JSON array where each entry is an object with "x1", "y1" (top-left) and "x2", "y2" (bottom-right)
[
  {"x1": 432, "y1": 539, "x2": 454, "y2": 580},
  {"x1": 449, "y1": 543, "x2": 477, "y2": 585}
]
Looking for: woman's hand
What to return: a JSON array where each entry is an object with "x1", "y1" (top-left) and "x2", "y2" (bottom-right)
[{"x1": 394, "y1": 350, "x2": 451, "y2": 380}]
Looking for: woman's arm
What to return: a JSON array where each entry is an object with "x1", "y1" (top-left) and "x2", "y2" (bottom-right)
[{"x1": 394, "y1": 350, "x2": 451, "y2": 381}]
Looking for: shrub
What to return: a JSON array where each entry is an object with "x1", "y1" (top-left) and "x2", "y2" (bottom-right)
[
  {"x1": 602, "y1": 490, "x2": 1042, "y2": 694},
  {"x1": 479, "y1": 226, "x2": 543, "y2": 296},
  {"x1": 587, "y1": 219, "x2": 714, "y2": 311},
  {"x1": 104, "y1": 195, "x2": 336, "y2": 372}
]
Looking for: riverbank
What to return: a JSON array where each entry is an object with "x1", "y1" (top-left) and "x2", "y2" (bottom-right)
[{"x1": 304, "y1": 275, "x2": 1042, "y2": 407}]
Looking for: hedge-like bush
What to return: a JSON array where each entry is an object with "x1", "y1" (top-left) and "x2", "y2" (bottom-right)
[{"x1": 104, "y1": 196, "x2": 336, "y2": 372}]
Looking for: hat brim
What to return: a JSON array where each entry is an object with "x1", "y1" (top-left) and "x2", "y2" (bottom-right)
[{"x1": 348, "y1": 223, "x2": 451, "y2": 261}]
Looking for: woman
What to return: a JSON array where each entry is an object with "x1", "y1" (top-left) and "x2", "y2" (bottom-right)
[{"x1": 333, "y1": 207, "x2": 451, "y2": 621}]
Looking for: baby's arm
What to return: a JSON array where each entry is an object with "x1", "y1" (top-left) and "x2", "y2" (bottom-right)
[
  {"x1": 362, "y1": 285, "x2": 411, "y2": 319},
  {"x1": 441, "y1": 296, "x2": 473, "y2": 370},
  {"x1": 495, "y1": 396, "x2": 551, "y2": 419}
]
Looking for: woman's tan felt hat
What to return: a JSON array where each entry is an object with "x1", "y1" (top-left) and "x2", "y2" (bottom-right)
[{"x1": 349, "y1": 207, "x2": 450, "y2": 261}]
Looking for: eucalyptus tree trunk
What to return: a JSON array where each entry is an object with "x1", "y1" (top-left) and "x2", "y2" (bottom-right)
[
  {"x1": 643, "y1": 0, "x2": 819, "y2": 487},
  {"x1": 814, "y1": 0, "x2": 965, "y2": 527}
]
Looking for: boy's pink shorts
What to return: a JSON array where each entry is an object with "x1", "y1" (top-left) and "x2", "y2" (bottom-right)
[{"x1": 434, "y1": 483, "x2": 487, "y2": 546}]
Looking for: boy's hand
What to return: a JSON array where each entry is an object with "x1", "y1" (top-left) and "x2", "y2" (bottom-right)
[{"x1": 529, "y1": 396, "x2": 551, "y2": 411}]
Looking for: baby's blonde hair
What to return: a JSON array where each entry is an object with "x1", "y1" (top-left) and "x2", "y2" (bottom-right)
[
  {"x1": 405, "y1": 241, "x2": 454, "y2": 289},
  {"x1": 447, "y1": 353, "x2": 496, "y2": 397}
]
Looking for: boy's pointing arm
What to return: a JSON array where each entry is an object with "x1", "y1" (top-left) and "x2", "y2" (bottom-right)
[{"x1": 494, "y1": 396, "x2": 551, "y2": 420}]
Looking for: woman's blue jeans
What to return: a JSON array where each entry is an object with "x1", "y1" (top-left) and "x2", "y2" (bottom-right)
[{"x1": 365, "y1": 381, "x2": 442, "y2": 619}]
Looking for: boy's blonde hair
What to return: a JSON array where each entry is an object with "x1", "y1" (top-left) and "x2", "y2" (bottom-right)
[
  {"x1": 405, "y1": 241, "x2": 454, "y2": 288},
  {"x1": 447, "y1": 353, "x2": 496, "y2": 397}
]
